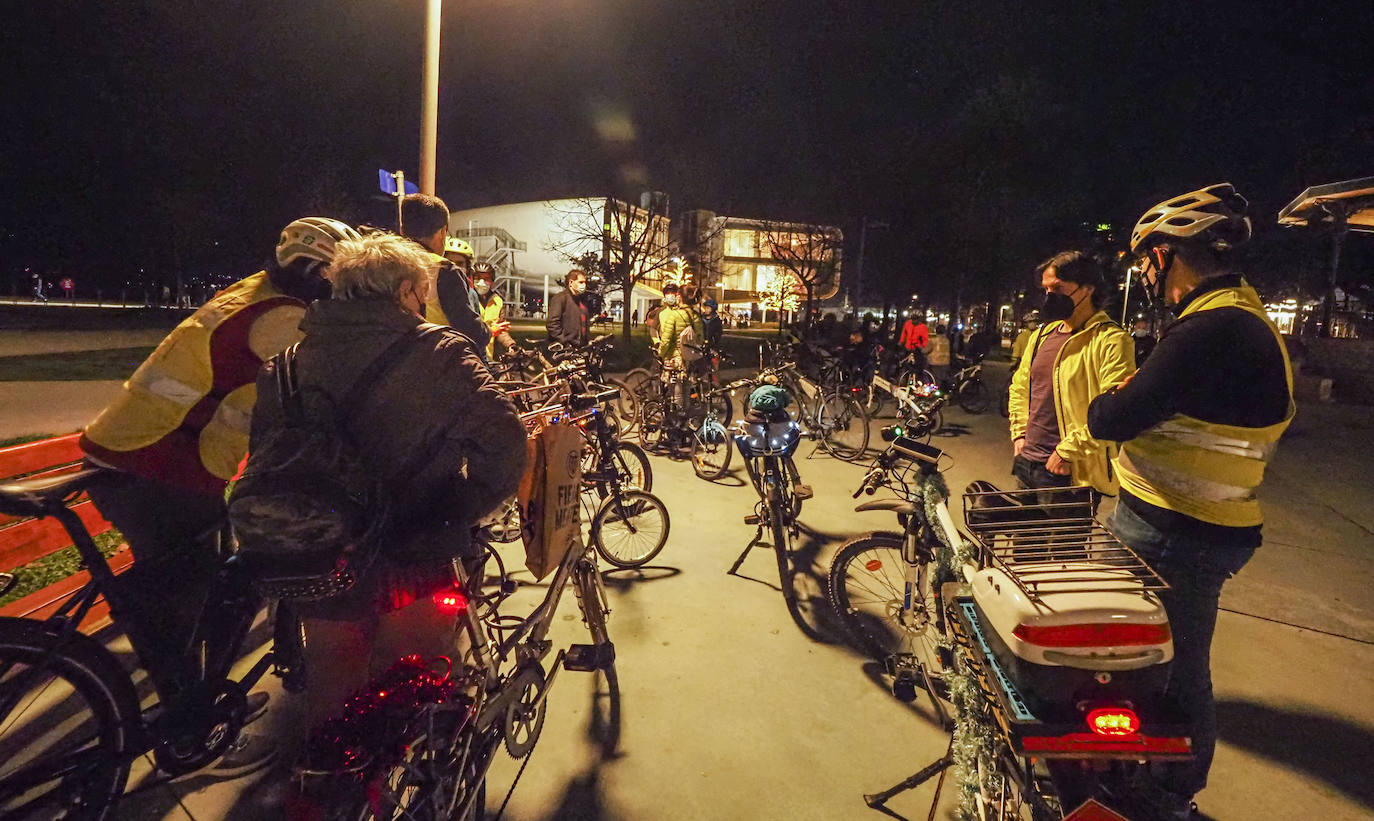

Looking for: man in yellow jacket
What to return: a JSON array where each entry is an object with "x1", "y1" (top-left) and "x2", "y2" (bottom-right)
[
  {"x1": 470, "y1": 262, "x2": 516, "y2": 358},
  {"x1": 1009, "y1": 250, "x2": 1135, "y2": 496},
  {"x1": 1088, "y1": 184, "x2": 1290, "y2": 819}
]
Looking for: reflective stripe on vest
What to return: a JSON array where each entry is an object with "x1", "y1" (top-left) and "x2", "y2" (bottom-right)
[{"x1": 1115, "y1": 282, "x2": 1293, "y2": 528}]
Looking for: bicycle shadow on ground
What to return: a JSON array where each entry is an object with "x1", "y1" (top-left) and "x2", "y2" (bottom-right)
[
  {"x1": 932, "y1": 423, "x2": 972, "y2": 438},
  {"x1": 857, "y1": 659, "x2": 948, "y2": 728},
  {"x1": 1215, "y1": 697, "x2": 1374, "y2": 812},
  {"x1": 723, "y1": 520, "x2": 851, "y2": 646},
  {"x1": 599, "y1": 565, "x2": 681, "y2": 591}
]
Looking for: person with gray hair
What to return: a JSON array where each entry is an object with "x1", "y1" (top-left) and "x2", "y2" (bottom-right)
[{"x1": 246, "y1": 231, "x2": 527, "y2": 782}]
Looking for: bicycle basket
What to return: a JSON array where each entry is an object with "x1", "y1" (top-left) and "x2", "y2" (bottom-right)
[{"x1": 733, "y1": 417, "x2": 801, "y2": 457}]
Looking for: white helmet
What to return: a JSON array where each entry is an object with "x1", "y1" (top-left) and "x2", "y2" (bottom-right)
[
  {"x1": 1129, "y1": 183, "x2": 1252, "y2": 253},
  {"x1": 275, "y1": 217, "x2": 361, "y2": 267}
]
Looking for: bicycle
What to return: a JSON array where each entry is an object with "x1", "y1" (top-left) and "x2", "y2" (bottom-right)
[
  {"x1": 725, "y1": 398, "x2": 809, "y2": 613},
  {"x1": 296, "y1": 393, "x2": 622, "y2": 820},
  {"x1": 0, "y1": 469, "x2": 290, "y2": 820},
  {"x1": 734, "y1": 361, "x2": 870, "y2": 462},
  {"x1": 636, "y1": 353, "x2": 732, "y2": 455},
  {"x1": 909, "y1": 355, "x2": 991, "y2": 415},
  {"x1": 573, "y1": 386, "x2": 671, "y2": 569},
  {"x1": 827, "y1": 426, "x2": 960, "y2": 712}
]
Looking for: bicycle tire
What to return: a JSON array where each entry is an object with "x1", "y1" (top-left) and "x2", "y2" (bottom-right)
[
  {"x1": 606, "y1": 377, "x2": 639, "y2": 435},
  {"x1": 817, "y1": 392, "x2": 870, "y2": 462},
  {"x1": 637, "y1": 401, "x2": 666, "y2": 451},
  {"x1": 958, "y1": 378, "x2": 991, "y2": 414},
  {"x1": 0, "y1": 616, "x2": 141, "y2": 821},
  {"x1": 690, "y1": 420, "x2": 733, "y2": 481},
  {"x1": 591, "y1": 490, "x2": 670, "y2": 568},
  {"x1": 767, "y1": 481, "x2": 797, "y2": 607},
  {"x1": 586, "y1": 442, "x2": 652, "y2": 500},
  {"x1": 827, "y1": 532, "x2": 943, "y2": 676}
]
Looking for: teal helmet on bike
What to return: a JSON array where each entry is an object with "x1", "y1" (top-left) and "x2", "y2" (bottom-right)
[{"x1": 748, "y1": 384, "x2": 791, "y2": 414}]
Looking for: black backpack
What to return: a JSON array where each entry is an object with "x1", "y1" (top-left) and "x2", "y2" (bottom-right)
[{"x1": 228, "y1": 325, "x2": 445, "y2": 601}]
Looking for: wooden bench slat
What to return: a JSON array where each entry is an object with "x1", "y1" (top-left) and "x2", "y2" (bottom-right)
[
  {"x1": 0, "y1": 500, "x2": 114, "y2": 570},
  {"x1": 0, "y1": 433, "x2": 84, "y2": 478}
]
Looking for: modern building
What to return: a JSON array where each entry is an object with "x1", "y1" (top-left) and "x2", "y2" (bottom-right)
[
  {"x1": 678, "y1": 211, "x2": 843, "y2": 320},
  {"x1": 449, "y1": 196, "x2": 671, "y2": 320}
]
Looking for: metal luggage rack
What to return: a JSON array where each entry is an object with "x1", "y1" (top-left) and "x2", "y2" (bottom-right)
[{"x1": 961, "y1": 485, "x2": 1168, "y2": 599}]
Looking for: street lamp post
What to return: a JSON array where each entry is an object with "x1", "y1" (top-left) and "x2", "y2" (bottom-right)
[{"x1": 420, "y1": 0, "x2": 442, "y2": 196}]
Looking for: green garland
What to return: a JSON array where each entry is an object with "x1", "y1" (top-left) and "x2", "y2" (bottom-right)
[{"x1": 911, "y1": 471, "x2": 1001, "y2": 821}]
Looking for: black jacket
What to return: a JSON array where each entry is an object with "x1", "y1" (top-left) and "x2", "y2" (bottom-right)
[{"x1": 546, "y1": 289, "x2": 589, "y2": 346}]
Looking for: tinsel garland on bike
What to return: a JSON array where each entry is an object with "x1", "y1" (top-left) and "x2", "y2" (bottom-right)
[{"x1": 912, "y1": 470, "x2": 1000, "y2": 821}]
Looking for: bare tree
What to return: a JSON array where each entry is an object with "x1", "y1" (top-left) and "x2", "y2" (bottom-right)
[
  {"x1": 755, "y1": 220, "x2": 843, "y2": 333},
  {"x1": 546, "y1": 197, "x2": 674, "y2": 343}
]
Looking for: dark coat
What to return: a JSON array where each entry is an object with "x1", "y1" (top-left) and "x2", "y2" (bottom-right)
[
  {"x1": 546, "y1": 289, "x2": 589, "y2": 346},
  {"x1": 249, "y1": 298, "x2": 527, "y2": 609}
]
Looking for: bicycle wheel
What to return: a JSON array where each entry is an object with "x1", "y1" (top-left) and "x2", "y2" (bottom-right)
[
  {"x1": 827, "y1": 532, "x2": 943, "y2": 677},
  {"x1": 638, "y1": 401, "x2": 666, "y2": 451},
  {"x1": 958, "y1": 378, "x2": 991, "y2": 414},
  {"x1": 767, "y1": 482, "x2": 797, "y2": 607},
  {"x1": 0, "y1": 617, "x2": 141, "y2": 821},
  {"x1": 592, "y1": 490, "x2": 670, "y2": 568},
  {"x1": 587, "y1": 442, "x2": 652, "y2": 499},
  {"x1": 690, "y1": 419, "x2": 733, "y2": 481},
  {"x1": 817, "y1": 392, "x2": 870, "y2": 462},
  {"x1": 606, "y1": 377, "x2": 639, "y2": 435}
]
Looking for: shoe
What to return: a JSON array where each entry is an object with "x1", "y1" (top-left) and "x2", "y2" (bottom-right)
[{"x1": 205, "y1": 731, "x2": 278, "y2": 779}]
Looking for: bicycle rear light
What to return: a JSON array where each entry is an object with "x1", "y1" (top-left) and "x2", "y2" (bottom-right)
[
  {"x1": 1086, "y1": 707, "x2": 1140, "y2": 737},
  {"x1": 433, "y1": 589, "x2": 470, "y2": 614},
  {"x1": 1013, "y1": 622, "x2": 1170, "y2": 647}
]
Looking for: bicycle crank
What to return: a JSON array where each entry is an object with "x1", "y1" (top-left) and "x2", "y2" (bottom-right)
[{"x1": 502, "y1": 663, "x2": 547, "y2": 758}]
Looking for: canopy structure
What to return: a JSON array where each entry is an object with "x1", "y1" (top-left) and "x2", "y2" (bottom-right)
[
  {"x1": 1278, "y1": 176, "x2": 1374, "y2": 232},
  {"x1": 1278, "y1": 176, "x2": 1374, "y2": 336}
]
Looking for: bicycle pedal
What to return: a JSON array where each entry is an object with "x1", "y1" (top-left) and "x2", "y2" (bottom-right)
[
  {"x1": 743, "y1": 514, "x2": 762, "y2": 525},
  {"x1": 793, "y1": 484, "x2": 814, "y2": 500},
  {"x1": 563, "y1": 642, "x2": 616, "y2": 672}
]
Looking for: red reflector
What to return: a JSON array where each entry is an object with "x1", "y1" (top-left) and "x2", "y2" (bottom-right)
[
  {"x1": 1087, "y1": 707, "x2": 1140, "y2": 736},
  {"x1": 1062, "y1": 798, "x2": 1131, "y2": 821},
  {"x1": 865, "y1": 559, "x2": 884, "y2": 571},
  {"x1": 433, "y1": 589, "x2": 470, "y2": 613},
  {"x1": 1020, "y1": 732, "x2": 1190, "y2": 756},
  {"x1": 1012, "y1": 622, "x2": 1170, "y2": 647}
]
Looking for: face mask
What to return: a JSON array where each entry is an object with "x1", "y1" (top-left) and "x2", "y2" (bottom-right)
[
  {"x1": 662, "y1": 294, "x2": 679, "y2": 306},
  {"x1": 570, "y1": 281, "x2": 585, "y2": 295},
  {"x1": 1041, "y1": 290, "x2": 1077, "y2": 322},
  {"x1": 474, "y1": 280, "x2": 491, "y2": 296}
]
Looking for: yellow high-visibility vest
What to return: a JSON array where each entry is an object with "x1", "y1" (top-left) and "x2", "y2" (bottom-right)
[{"x1": 1114, "y1": 281, "x2": 1294, "y2": 528}]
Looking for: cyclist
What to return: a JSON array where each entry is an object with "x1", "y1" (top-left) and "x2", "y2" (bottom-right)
[
  {"x1": 79, "y1": 216, "x2": 360, "y2": 771},
  {"x1": 1088, "y1": 184, "x2": 1291, "y2": 820},
  {"x1": 398, "y1": 193, "x2": 491, "y2": 355},
  {"x1": 700, "y1": 296, "x2": 724, "y2": 348},
  {"x1": 1009, "y1": 311, "x2": 1040, "y2": 370},
  {"x1": 1008, "y1": 250, "x2": 1134, "y2": 496},
  {"x1": 471, "y1": 261, "x2": 517, "y2": 358},
  {"x1": 546, "y1": 268, "x2": 591, "y2": 348},
  {"x1": 248, "y1": 232, "x2": 527, "y2": 786}
]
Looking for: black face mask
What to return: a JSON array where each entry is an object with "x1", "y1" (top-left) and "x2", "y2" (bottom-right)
[{"x1": 1041, "y1": 288, "x2": 1081, "y2": 322}]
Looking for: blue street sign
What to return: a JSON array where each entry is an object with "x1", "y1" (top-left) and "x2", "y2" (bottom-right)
[{"x1": 378, "y1": 170, "x2": 419, "y2": 196}]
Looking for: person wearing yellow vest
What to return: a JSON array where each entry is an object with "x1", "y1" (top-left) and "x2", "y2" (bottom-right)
[
  {"x1": 1088, "y1": 184, "x2": 1292, "y2": 819},
  {"x1": 398, "y1": 193, "x2": 491, "y2": 357},
  {"x1": 79, "y1": 216, "x2": 358, "y2": 769},
  {"x1": 470, "y1": 262, "x2": 516, "y2": 358}
]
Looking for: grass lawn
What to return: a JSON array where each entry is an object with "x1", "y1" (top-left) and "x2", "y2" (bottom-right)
[{"x1": 0, "y1": 346, "x2": 154, "y2": 381}]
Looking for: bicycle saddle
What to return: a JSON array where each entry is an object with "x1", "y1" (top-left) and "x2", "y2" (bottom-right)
[
  {"x1": 0, "y1": 467, "x2": 114, "y2": 518},
  {"x1": 854, "y1": 498, "x2": 918, "y2": 516}
]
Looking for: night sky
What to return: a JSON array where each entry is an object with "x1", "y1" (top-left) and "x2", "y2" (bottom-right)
[{"x1": 4, "y1": 0, "x2": 1373, "y2": 300}]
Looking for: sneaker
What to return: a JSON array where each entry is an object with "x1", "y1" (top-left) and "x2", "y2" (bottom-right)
[{"x1": 205, "y1": 731, "x2": 277, "y2": 779}]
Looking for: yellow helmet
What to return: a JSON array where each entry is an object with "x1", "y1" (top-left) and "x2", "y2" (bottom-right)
[{"x1": 444, "y1": 236, "x2": 474, "y2": 259}]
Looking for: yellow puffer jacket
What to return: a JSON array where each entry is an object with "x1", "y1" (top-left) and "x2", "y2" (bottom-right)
[
  {"x1": 1009, "y1": 311, "x2": 1136, "y2": 494},
  {"x1": 81, "y1": 272, "x2": 305, "y2": 497},
  {"x1": 479, "y1": 292, "x2": 504, "y2": 358}
]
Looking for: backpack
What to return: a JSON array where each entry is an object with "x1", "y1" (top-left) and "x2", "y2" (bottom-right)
[
  {"x1": 227, "y1": 325, "x2": 445, "y2": 601},
  {"x1": 677, "y1": 309, "x2": 703, "y2": 365}
]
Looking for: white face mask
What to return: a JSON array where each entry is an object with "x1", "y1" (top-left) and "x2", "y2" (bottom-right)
[
  {"x1": 569, "y1": 281, "x2": 586, "y2": 295},
  {"x1": 474, "y1": 280, "x2": 491, "y2": 296},
  {"x1": 662, "y1": 294, "x2": 679, "y2": 306}
]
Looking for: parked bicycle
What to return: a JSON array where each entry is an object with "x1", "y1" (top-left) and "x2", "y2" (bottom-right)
[
  {"x1": 0, "y1": 469, "x2": 289, "y2": 820},
  {"x1": 733, "y1": 360, "x2": 870, "y2": 462}
]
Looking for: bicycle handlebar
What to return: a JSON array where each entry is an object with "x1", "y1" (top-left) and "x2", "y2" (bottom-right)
[{"x1": 569, "y1": 386, "x2": 620, "y2": 410}]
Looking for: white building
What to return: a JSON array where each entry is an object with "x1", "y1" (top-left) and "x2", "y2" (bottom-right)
[{"x1": 449, "y1": 198, "x2": 671, "y2": 320}]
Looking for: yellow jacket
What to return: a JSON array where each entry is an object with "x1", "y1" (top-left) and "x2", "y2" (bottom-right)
[
  {"x1": 1009, "y1": 311, "x2": 1135, "y2": 494},
  {"x1": 81, "y1": 272, "x2": 304, "y2": 497},
  {"x1": 479, "y1": 291, "x2": 504, "y2": 358},
  {"x1": 1115, "y1": 284, "x2": 1293, "y2": 527},
  {"x1": 657, "y1": 305, "x2": 703, "y2": 360}
]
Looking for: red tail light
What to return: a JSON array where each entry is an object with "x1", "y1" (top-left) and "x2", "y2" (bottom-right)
[
  {"x1": 1087, "y1": 707, "x2": 1140, "y2": 737},
  {"x1": 433, "y1": 589, "x2": 470, "y2": 613},
  {"x1": 1013, "y1": 622, "x2": 1170, "y2": 647}
]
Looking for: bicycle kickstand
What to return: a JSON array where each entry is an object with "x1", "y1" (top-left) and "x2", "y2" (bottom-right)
[
  {"x1": 726, "y1": 527, "x2": 767, "y2": 576},
  {"x1": 863, "y1": 736, "x2": 954, "y2": 820}
]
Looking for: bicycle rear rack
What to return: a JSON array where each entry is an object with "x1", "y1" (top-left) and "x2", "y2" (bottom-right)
[{"x1": 962, "y1": 486, "x2": 1167, "y2": 600}]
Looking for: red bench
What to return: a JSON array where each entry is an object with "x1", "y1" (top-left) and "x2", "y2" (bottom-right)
[{"x1": 0, "y1": 433, "x2": 132, "y2": 632}]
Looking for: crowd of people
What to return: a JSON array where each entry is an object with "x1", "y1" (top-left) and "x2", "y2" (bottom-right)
[{"x1": 67, "y1": 183, "x2": 1293, "y2": 820}]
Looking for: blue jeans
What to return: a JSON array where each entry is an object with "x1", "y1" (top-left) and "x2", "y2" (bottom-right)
[{"x1": 1107, "y1": 501, "x2": 1255, "y2": 798}]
